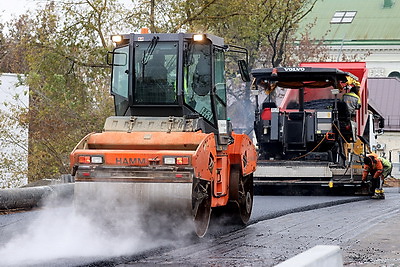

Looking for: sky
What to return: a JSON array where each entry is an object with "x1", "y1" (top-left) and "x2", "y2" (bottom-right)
[
  {"x1": 0, "y1": 0, "x2": 42, "y2": 23},
  {"x1": 0, "y1": 0, "x2": 134, "y2": 24}
]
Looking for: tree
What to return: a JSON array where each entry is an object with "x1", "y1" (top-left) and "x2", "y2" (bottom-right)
[
  {"x1": 172, "y1": 0, "x2": 324, "y2": 134},
  {"x1": 24, "y1": 0, "x2": 137, "y2": 181},
  {"x1": 284, "y1": 24, "x2": 330, "y2": 66},
  {"x1": 191, "y1": 0, "x2": 319, "y2": 67},
  {"x1": 0, "y1": 0, "x2": 327, "y2": 186},
  {"x1": 0, "y1": 0, "x2": 139, "y2": 184},
  {"x1": 0, "y1": 15, "x2": 32, "y2": 74},
  {"x1": 121, "y1": 0, "x2": 321, "y2": 67}
]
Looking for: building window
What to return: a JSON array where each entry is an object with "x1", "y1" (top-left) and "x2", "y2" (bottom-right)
[
  {"x1": 388, "y1": 71, "x2": 400, "y2": 79},
  {"x1": 330, "y1": 11, "x2": 357, "y2": 24}
]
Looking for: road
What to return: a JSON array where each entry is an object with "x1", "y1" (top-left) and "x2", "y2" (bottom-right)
[{"x1": 0, "y1": 188, "x2": 398, "y2": 266}]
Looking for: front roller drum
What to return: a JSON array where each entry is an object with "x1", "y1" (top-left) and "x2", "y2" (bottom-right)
[
  {"x1": 74, "y1": 179, "x2": 213, "y2": 238},
  {"x1": 192, "y1": 178, "x2": 212, "y2": 237}
]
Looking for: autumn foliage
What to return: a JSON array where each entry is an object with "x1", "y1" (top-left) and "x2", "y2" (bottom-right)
[{"x1": 0, "y1": 0, "x2": 326, "y2": 185}]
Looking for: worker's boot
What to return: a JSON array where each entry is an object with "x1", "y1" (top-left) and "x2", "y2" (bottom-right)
[{"x1": 371, "y1": 188, "x2": 385, "y2": 199}]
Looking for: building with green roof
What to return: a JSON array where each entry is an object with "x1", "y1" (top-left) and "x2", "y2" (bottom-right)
[{"x1": 299, "y1": 0, "x2": 400, "y2": 78}]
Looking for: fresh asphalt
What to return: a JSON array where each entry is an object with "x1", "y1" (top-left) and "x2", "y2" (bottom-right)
[{"x1": 0, "y1": 189, "x2": 375, "y2": 266}]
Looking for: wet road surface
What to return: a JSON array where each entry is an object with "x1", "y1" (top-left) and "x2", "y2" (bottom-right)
[
  {"x1": 121, "y1": 188, "x2": 400, "y2": 266},
  {"x1": 0, "y1": 189, "x2": 398, "y2": 266}
]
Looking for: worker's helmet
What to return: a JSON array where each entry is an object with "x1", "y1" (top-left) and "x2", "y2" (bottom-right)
[
  {"x1": 350, "y1": 85, "x2": 360, "y2": 94},
  {"x1": 345, "y1": 76, "x2": 361, "y2": 93},
  {"x1": 363, "y1": 156, "x2": 375, "y2": 166},
  {"x1": 346, "y1": 76, "x2": 360, "y2": 87}
]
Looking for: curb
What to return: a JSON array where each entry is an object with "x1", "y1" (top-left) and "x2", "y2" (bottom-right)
[
  {"x1": 275, "y1": 245, "x2": 343, "y2": 267},
  {"x1": 0, "y1": 183, "x2": 74, "y2": 211}
]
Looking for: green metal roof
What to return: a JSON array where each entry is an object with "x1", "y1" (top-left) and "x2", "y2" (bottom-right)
[{"x1": 299, "y1": 0, "x2": 400, "y2": 45}]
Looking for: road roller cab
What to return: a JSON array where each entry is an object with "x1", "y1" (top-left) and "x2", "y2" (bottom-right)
[{"x1": 70, "y1": 32, "x2": 257, "y2": 237}]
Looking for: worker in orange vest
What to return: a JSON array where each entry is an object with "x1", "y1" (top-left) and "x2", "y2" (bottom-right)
[{"x1": 362, "y1": 154, "x2": 392, "y2": 199}]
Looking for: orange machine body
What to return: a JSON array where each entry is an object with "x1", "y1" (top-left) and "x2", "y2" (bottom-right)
[
  {"x1": 70, "y1": 130, "x2": 256, "y2": 208},
  {"x1": 71, "y1": 32, "x2": 256, "y2": 236}
]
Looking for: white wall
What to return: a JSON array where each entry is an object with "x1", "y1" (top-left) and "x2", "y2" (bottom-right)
[
  {"x1": 327, "y1": 44, "x2": 400, "y2": 77},
  {"x1": 0, "y1": 73, "x2": 29, "y2": 188},
  {"x1": 375, "y1": 132, "x2": 400, "y2": 178}
]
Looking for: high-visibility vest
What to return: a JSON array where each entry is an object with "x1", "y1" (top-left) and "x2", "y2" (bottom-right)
[
  {"x1": 343, "y1": 92, "x2": 361, "y2": 104},
  {"x1": 379, "y1": 157, "x2": 392, "y2": 169}
]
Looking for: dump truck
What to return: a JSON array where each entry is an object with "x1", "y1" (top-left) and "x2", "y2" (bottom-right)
[
  {"x1": 70, "y1": 32, "x2": 257, "y2": 237},
  {"x1": 251, "y1": 62, "x2": 383, "y2": 195}
]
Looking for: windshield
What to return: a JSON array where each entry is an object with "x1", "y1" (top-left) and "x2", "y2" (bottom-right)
[{"x1": 134, "y1": 41, "x2": 178, "y2": 104}]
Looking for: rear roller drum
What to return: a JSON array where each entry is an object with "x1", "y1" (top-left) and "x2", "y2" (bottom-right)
[
  {"x1": 229, "y1": 166, "x2": 254, "y2": 224},
  {"x1": 192, "y1": 178, "x2": 212, "y2": 237},
  {"x1": 238, "y1": 173, "x2": 253, "y2": 224}
]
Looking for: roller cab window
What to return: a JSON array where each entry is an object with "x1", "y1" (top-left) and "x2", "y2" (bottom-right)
[
  {"x1": 111, "y1": 45, "x2": 129, "y2": 115},
  {"x1": 213, "y1": 48, "x2": 227, "y2": 120},
  {"x1": 134, "y1": 41, "x2": 178, "y2": 105},
  {"x1": 184, "y1": 41, "x2": 215, "y2": 123}
]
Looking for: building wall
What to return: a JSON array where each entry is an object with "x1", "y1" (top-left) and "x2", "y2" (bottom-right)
[
  {"x1": 326, "y1": 45, "x2": 400, "y2": 77},
  {"x1": 0, "y1": 73, "x2": 29, "y2": 188},
  {"x1": 374, "y1": 132, "x2": 400, "y2": 177}
]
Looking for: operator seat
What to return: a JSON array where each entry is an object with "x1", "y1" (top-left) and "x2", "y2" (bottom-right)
[{"x1": 142, "y1": 53, "x2": 171, "y2": 103}]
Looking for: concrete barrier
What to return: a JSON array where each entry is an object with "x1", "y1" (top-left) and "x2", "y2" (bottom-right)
[
  {"x1": 275, "y1": 245, "x2": 343, "y2": 267},
  {"x1": 0, "y1": 183, "x2": 74, "y2": 211}
]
